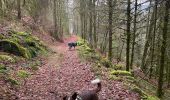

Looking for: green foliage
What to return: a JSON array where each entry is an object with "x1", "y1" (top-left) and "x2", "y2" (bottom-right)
[
  {"x1": 0, "y1": 34, "x2": 4, "y2": 39},
  {"x1": 114, "y1": 64, "x2": 125, "y2": 70},
  {"x1": 0, "y1": 40, "x2": 31, "y2": 58},
  {"x1": 0, "y1": 55, "x2": 15, "y2": 63},
  {"x1": 131, "y1": 86, "x2": 147, "y2": 99},
  {"x1": 17, "y1": 70, "x2": 30, "y2": 79},
  {"x1": 6, "y1": 77, "x2": 19, "y2": 85},
  {"x1": 16, "y1": 32, "x2": 30, "y2": 36},
  {"x1": 31, "y1": 65, "x2": 39, "y2": 71},
  {"x1": 147, "y1": 96, "x2": 160, "y2": 100},
  {"x1": 77, "y1": 38, "x2": 113, "y2": 68},
  {"x1": 0, "y1": 64, "x2": 7, "y2": 74},
  {"x1": 0, "y1": 31, "x2": 47, "y2": 59},
  {"x1": 100, "y1": 57, "x2": 113, "y2": 68},
  {"x1": 30, "y1": 60, "x2": 41, "y2": 71},
  {"x1": 110, "y1": 70, "x2": 132, "y2": 76},
  {"x1": 109, "y1": 75, "x2": 122, "y2": 81},
  {"x1": 130, "y1": 85, "x2": 160, "y2": 100}
]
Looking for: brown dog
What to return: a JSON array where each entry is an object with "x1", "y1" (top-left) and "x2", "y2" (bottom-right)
[{"x1": 63, "y1": 79, "x2": 101, "y2": 100}]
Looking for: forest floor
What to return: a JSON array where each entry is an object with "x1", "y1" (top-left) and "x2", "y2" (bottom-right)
[{"x1": 16, "y1": 35, "x2": 140, "y2": 100}]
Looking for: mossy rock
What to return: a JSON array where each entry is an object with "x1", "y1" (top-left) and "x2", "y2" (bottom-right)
[
  {"x1": 0, "y1": 40, "x2": 31, "y2": 58},
  {"x1": 110, "y1": 70, "x2": 132, "y2": 76},
  {"x1": 0, "y1": 55, "x2": 15, "y2": 63},
  {"x1": 1, "y1": 30, "x2": 47, "y2": 58}
]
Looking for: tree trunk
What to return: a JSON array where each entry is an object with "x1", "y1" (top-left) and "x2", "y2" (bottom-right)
[
  {"x1": 126, "y1": 0, "x2": 131, "y2": 71},
  {"x1": 17, "y1": 0, "x2": 21, "y2": 19},
  {"x1": 93, "y1": 0, "x2": 97, "y2": 48},
  {"x1": 108, "y1": 0, "x2": 113, "y2": 61},
  {"x1": 53, "y1": 0, "x2": 59, "y2": 40},
  {"x1": 89, "y1": 0, "x2": 93, "y2": 46},
  {"x1": 141, "y1": 0, "x2": 153, "y2": 71},
  {"x1": 157, "y1": 0, "x2": 170, "y2": 98},
  {"x1": 150, "y1": 0, "x2": 158, "y2": 79},
  {"x1": 130, "y1": 0, "x2": 137, "y2": 69}
]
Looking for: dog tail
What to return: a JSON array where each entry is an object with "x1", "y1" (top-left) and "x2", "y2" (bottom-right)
[{"x1": 91, "y1": 79, "x2": 101, "y2": 93}]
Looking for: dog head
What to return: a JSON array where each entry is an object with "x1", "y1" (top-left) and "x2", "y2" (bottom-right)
[{"x1": 63, "y1": 92, "x2": 78, "y2": 100}]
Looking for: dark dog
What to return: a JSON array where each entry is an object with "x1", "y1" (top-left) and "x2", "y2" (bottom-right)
[
  {"x1": 68, "y1": 42, "x2": 77, "y2": 50},
  {"x1": 63, "y1": 79, "x2": 101, "y2": 100}
]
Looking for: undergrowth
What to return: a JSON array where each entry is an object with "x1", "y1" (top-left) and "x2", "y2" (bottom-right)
[{"x1": 77, "y1": 37, "x2": 159, "y2": 100}]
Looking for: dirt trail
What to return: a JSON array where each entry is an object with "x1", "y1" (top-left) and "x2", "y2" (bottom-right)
[{"x1": 17, "y1": 36, "x2": 139, "y2": 100}]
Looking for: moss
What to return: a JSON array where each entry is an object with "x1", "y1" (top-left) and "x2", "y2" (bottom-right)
[
  {"x1": 109, "y1": 75, "x2": 122, "y2": 81},
  {"x1": 125, "y1": 76, "x2": 135, "y2": 81},
  {"x1": 0, "y1": 34, "x2": 4, "y2": 39},
  {"x1": 110, "y1": 70, "x2": 132, "y2": 76},
  {"x1": 3, "y1": 30, "x2": 47, "y2": 58},
  {"x1": 131, "y1": 86, "x2": 147, "y2": 98},
  {"x1": 147, "y1": 96, "x2": 160, "y2": 100},
  {"x1": 6, "y1": 77, "x2": 19, "y2": 85},
  {"x1": 16, "y1": 32, "x2": 30, "y2": 36},
  {"x1": 0, "y1": 64, "x2": 7, "y2": 74},
  {"x1": 9, "y1": 37, "x2": 20, "y2": 43},
  {"x1": 25, "y1": 37, "x2": 36, "y2": 46},
  {"x1": 32, "y1": 36, "x2": 40, "y2": 41},
  {"x1": 31, "y1": 65, "x2": 39, "y2": 71},
  {"x1": 17, "y1": 70, "x2": 30, "y2": 79},
  {"x1": 0, "y1": 55, "x2": 15, "y2": 63},
  {"x1": 0, "y1": 40, "x2": 31, "y2": 58},
  {"x1": 77, "y1": 38, "x2": 88, "y2": 46},
  {"x1": 100, "y1": 57, "x2": 113, "y2": 68},
  {"x1": 78, "y1": 38, "x2": 113, "y2": 68},
  {"x1": 130, "y1": 85, "x2": 160, "y2": 100},
  {"x1": 114, "y1": 64, "x2": 125, "y2": 70}
]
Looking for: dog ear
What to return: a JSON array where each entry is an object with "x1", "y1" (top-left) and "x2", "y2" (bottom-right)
[
  {"x1": 63, "y1": 96, "x2": 67, "y2": 100},
  {"x1": 71, "y1": 92, "x2": 78, "y2": 100}
]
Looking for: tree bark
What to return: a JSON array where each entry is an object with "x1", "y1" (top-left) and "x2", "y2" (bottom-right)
[
  {"x1": 157, "y1": 0, "x2": 170, "y2": 98},
  {"x1": 108, "y1": 0, "x2": 113, "y2": 61},
  {"x1": 126, "y1": 0, "x2": 131, "y2": 71},
  {"x1": 17, "y1": 0, "x2": 21, "y2": 19},
  {"x1": 130, "y1": 0, "x2": 137, "y2": 69}
]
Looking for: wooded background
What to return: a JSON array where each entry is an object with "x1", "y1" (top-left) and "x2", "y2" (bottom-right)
[{"x1": 0, "y1": 0, "x2": 170, "y2": 98}]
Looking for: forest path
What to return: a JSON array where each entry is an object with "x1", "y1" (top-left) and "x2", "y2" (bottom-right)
[{"x1": 17, "y1": 36, "x2": 139, "y2": 100}]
